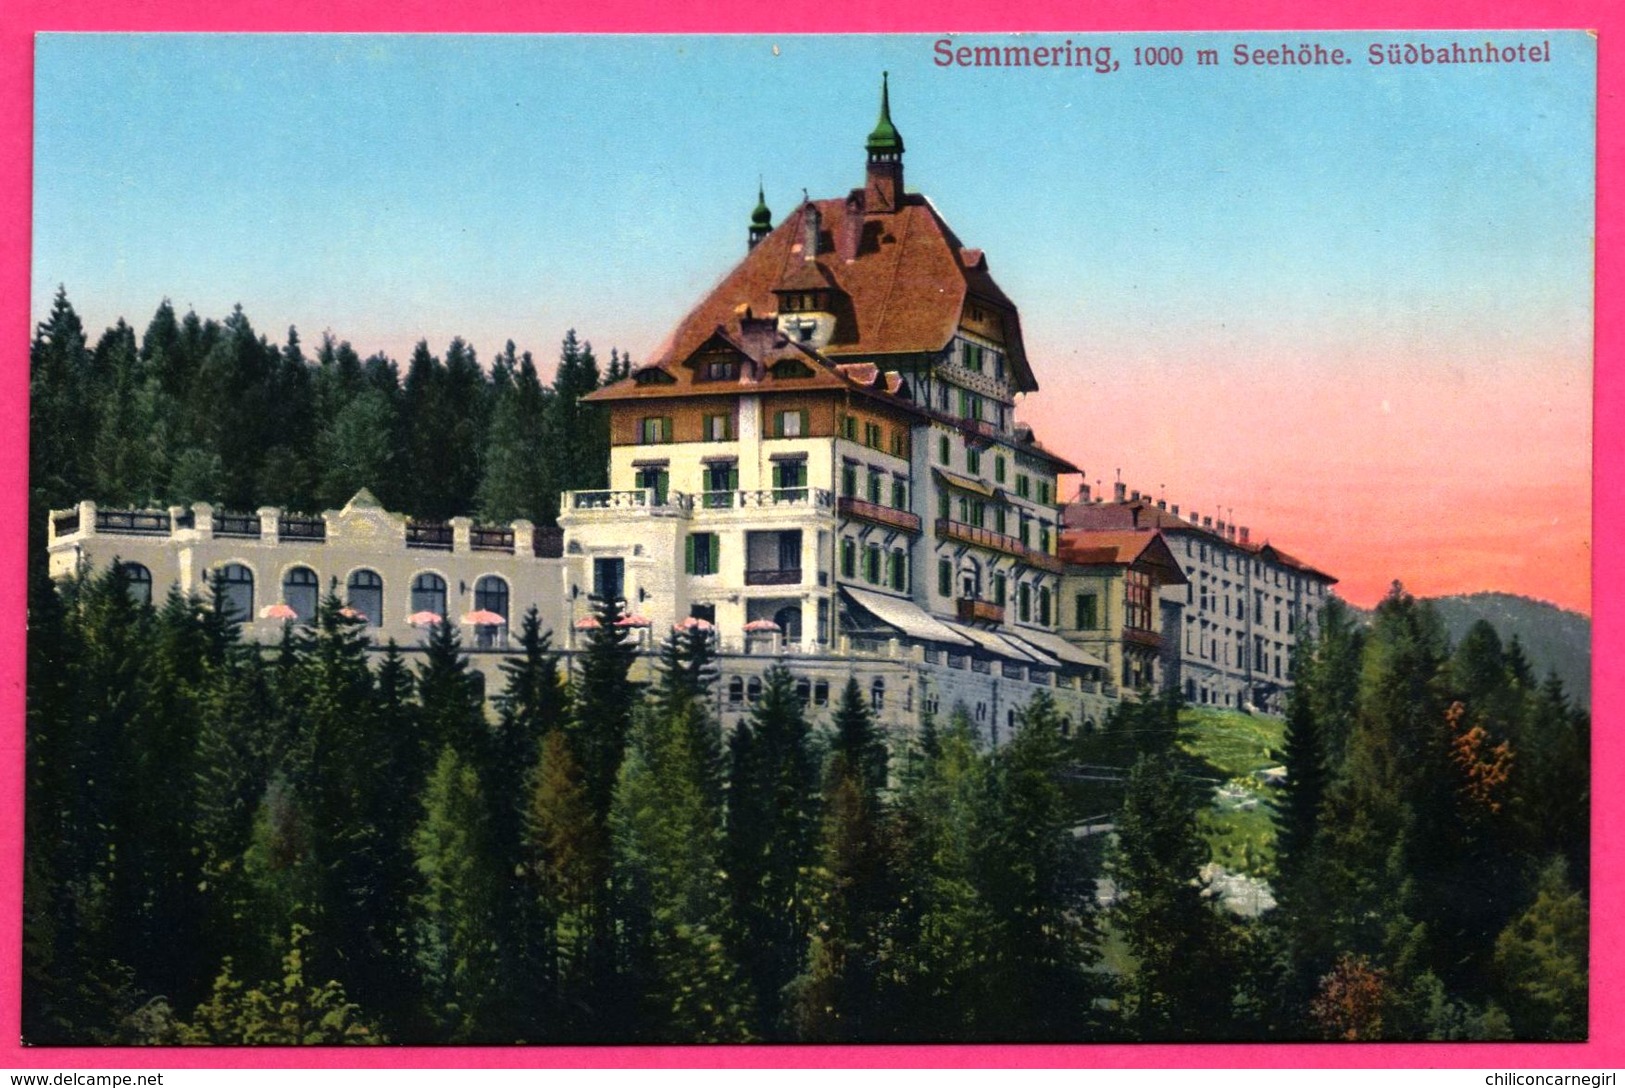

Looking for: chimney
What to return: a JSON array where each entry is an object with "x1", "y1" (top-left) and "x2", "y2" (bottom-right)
[
  {"x1": 1203, "y1": 516, "x2": 1213, "y2": 529},
  {"x1": 1157, "y1": 499, "x2": 1166, "y2": 511},
  {"x1": 1131, "y1": 506, "x2": 1141, "y2": 529},
  {"x1": 1113, "y1": 481, "x2": 1127, "y2": 502},
  {"x1": 802, "y1": 203, "x2": 822, "y2": 260},
  {"x1": 1217, "y1": 519, "x2": 1226, "y2": 536},
  {"x1": 1130, "y1": 489, "x2": 1141, "y2": 502},
  {"x1": 1079, "y1": 482, "x2": 1092, "y2": 503},
  {"x1": 1171, "y1": 504, "x2": 1180, "y2": 517},
  {"x1": 1240, "y1": 526, "x2": 1250, "y2": 544}
]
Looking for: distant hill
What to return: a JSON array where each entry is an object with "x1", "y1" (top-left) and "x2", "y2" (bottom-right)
[{"x1": 1344, "y1": 592, "x2": 1590, "y2": 709}]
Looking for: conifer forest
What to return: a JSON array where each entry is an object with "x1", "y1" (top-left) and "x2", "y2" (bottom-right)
[{"x1": 24, "y1": 294, "x2": 1590, "y2": 1044}]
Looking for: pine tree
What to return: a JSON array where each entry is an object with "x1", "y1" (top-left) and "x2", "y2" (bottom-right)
[
  {"x1": 410, "y1": 745, "x2": 505, "y2": 1042},
  {"x1": 523, "y1": 728, "x2": 600, "y2": 1037},
  {"x1": 183, "y1": 924, "x2": 385, "y2": 1044},
  {"x1": 725, "y1": 666, "x2": 821, "y2": 1038},
  {"x1": 1492, "y1": 858, "x2": 1587, "y2": 1040}
]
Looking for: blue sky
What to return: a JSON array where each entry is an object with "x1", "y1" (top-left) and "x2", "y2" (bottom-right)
[{"x1": 31, "y1": 32, "x2": 1598, "y2": 608}]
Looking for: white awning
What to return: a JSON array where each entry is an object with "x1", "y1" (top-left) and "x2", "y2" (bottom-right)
[
  {"x1": 1004, "y1": 626, "x2": 1110, "y2": 670},
  {"x1": 942, "y1": 621, "x2": 1040, "y2": 663},
  {"x1": 842, "y1": 586, "x2": 973, "y2": 646},
  {"x1": 999, "y1": 633, "x2": 1064, "y2": 669}
]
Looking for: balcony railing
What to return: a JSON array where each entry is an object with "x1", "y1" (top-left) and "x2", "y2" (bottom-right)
[
  {"x1": 745, "y1": 567, "x2": 802, "y2": 586},
  {"x1": 96, "y1": 509, "x2": 171, "y2": 535},
  {"x1": 53, "y1": 510, "x2": 81, "y2": 536},
  {"x1": 956, "y1": 598, "x2": 1005, "y2": 625},
  {"x1": 406, "y1": 521, "x2": 453, "y2": 550},
  {"x1": 935, "y1": 518, "x2": 1064, "y2": 573},
  {"x1": 1002, "y1": 663, "x2": 1026, "y2": 680},
  {"x1": 837, "y1": 496, "x2": 921, "y2": 534},
  {"x1": 212, "y1": 512, "x2": 262, "y2": 538},
  {"x1": 278, "y1": 514, "x2": 327, "y2": 541},
  {"x1": 470, "y1": 526, "x2": 515, "y2": 553}
]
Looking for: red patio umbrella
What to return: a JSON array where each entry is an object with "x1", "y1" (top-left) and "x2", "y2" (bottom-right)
[
  {"x1": 461, "y1": 609, "x2": 507, "y2": 626},
  {"x1": 573, "y1": 615, "x2": 601, "y2": 630},
  {"x1": 743, "y1": 619, "x2": 781, "y2": 633},
  {"x1": 259, "y1": 602, "x2": 298, "y2": 621},
  {"x1": 407, "y1": 610, "x2": 443, "y2": 627},
  {"x1": 615, "y1": 614, "x2": 653, "y2": 628}
]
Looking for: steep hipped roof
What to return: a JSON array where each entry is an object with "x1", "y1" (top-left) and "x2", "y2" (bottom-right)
[
  {"x1": 650, "y1": 194, "x2": 1037, "y2": 392},
  {"x1": 1060, "y1": 528, "x2": 1188, "y2": 585}
]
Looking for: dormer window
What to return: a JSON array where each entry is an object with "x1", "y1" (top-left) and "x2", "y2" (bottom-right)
[
  {"x1": 771, "y1": 358, "x2": 814, "y2": 379},
  {"x1": 633, "y1": 368, "x2": 677, "y2": 386},
  {"x1": 705, "y1": 360, "x2": 739, "y2": 381}
]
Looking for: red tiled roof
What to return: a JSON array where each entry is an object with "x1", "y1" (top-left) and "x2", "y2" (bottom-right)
[
  {"x1": 1059, "y1": 528, "x2": 1188, "y2": 585},
  {"x1": 651, "y1": 193, "x2": 1037, "y2": 392},
  {"x1": 1062, "y1": 500, "x2": 1336, "y2": 584}
]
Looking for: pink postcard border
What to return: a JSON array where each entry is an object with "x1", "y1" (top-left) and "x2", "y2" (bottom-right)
[{"x1": 0, "y1": 0, "x2": 1614, "y2": 1070}]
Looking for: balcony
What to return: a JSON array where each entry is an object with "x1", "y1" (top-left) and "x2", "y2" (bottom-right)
[
  {"x1": 838, "y1": 496, "x2": 921, "y2": 534},
  {"x1": 95, "y1": 509, "x2": 172, "y2": 535},
  {"x1": 956, "y1": 598, "x2": 1005, "y2": 625},
  {"x1": 568, "y1": 488, "x2": 691, "y2": 515},
  {"x1": 745, "y1": 568, "x2": 802, "y2": 587},
  {"x1": 1123, "y1": 625, "x2": 1163, "y2": 649},
  {"x1": 935, "y1": 518, "x2": 1064, "y2": 573}
]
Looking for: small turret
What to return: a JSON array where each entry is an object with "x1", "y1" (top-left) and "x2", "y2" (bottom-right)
[
  {"x1": 864, "y1": 72, "x2": 905, "y2": 213},
  {"x1": 748, "y1": 180, "x2": 772, "y2": 250}
]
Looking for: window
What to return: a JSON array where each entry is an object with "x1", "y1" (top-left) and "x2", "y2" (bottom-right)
[
  {"x1": 814, "y1": 680, "x2": 830, "y2": 705},
  {"x1": 703, "y1": 413, "x2": 734, "y2": 441},
  {"x1": 938, "y1": 434, "x2": 950, "y2": 464},
  {"x1": 1076, "y1": 593, "x2": 1098, "y2": 630},
  {"x1": 701, "y1": 358, "x2": 739, "y2": 381},
  {"x1": 994, "y1": 456, "x2": 1006, "y2": 483},
  {"x1": 937, "y1": 488, "x2": 950, "y2": 520},
  {"x1": 867, "y1": 469, "x2": 884, "y2": 505},
  {"x1": 1126, "y1": 570, "x2": 1153, "y2": 631},
  {"x1": 772, "y1": 409, "x2": 809, "y2": 438},
  {"x1": 729, "y1": 677, "x2": 744, "y2": 704},
  {"x1": 1015, "y1": 475, "x2": 1031, "y2": 499},
  {"x1": 994, "y1": 507, "x2": 1007, "y2": 535},
  {"x1": 865, "y1": 544, "x2": 882, "y2": 584},
  {"x1": 843, "y1": 415, "x2": 858, "y2": 440},
  {"x1": 411, "y1": 572, "x2": 448, "y2": 618},
  {"x1": 1037, "y1": 480, "x2": 1052, "y2": 505},
  {"x1": 937, "y1": 384, "x2": 949, "y2": 410},
  {"x1": 890, "y1": 430, "x2": 907, "y2": 458},
  {"x1": 121, "y1": 562, "x2": 153, "y2": 607},
  {"x1": 1018, "y1": 583, "x2": 1032, "y2": 623},
  {"x1": 841, "y1": 538, "x2": 856, "y2": 578},
  {"x1": 283, "y1": 566, "x2": 318, "y2": 622},
  {"x1": 770, "y1": 458, "x2": 807, "y2": 496},
  {"x1": 593, "y1": 557, "x2": 624, "y2": 602},
  {"x1": 217, "y1": 563, "x2": 254, "y2": 623},
  {"x1": 938, "y1": 558, "x2": 952, "y2": 597},
  {"x1": 1038, "y1": 586, "x2": 1052, "y2": 626},
  {"x1": 891, "y1": 478, "x2": 907, "y2": 509},
  {"x1": 841, "y1": 461, "x2": 858, "y2": 497},
  {"x1": 966, "y1": 448, "x2": 981, "y2": 475},
  {"x1": 686, "y1": 533, "x2": 721, "y2": 575},
  {"x1": 864, "y1": 422, "x2": 883, "y2": 449},
  {"x1": 1019, "y1": 519, "x2": 1031, "y2": 548},
  {"x1": 871, "y1": 677, "x2": 885, "y2": 710},
  {"x1": 635, "y1": 465, "x2": 669, "y2": 503},
  {"x1": 796, "y1": 678, "x2": 812, "y2": 704},
  {"x1": 638, "y1": 416, "x2": 672, "y2": 444},
  {"x1": 889, "y1": 549, "x2": 908, "y2": 591},
  {"x1": 747, "y1": 676, "x2": 763, "y2": 702},
  {"x1": 705, "y1": 461, "x2": 738, "y2": 498},
  {"x1": 473, "y1": 575, "x2": 510, "y2": 648},
  {"x1": 963, "y1": 340, "x2": 983, "y2": 373},
  {"x1": 992, "y1": 573, "x2": 1006, "y2": 606},
  {"x1": 346, "y1": 569, "x2": 383, "y2": 627},
  {"x1": 1038, "y1": 524, "x2": 1051, "y2": 553}
]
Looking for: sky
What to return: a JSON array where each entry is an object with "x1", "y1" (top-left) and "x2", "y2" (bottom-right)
[{"x1": 31, "y1": 32, "x2": 1596, "y2": 613}]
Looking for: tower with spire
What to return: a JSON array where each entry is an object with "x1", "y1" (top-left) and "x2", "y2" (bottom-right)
[
  {"x1": 864, "y1": 72, "x2": 905, "y2": 212},
  {"x1": 747, "y1": 180, "x2": 772, "y2": 250}
]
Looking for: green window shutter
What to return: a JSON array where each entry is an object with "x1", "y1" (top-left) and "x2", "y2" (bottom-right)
[
  {"x1": 710, "y1": 534, "x2": 720, "y2": 573},
  {"x1": 799, "y1": 409, "x2": 810, "y2": 436},
  {"x1": 728, "y1": 466, "x2": 739, "y2": 491},
  {"x1": 771, "y1": 463, "x2": 782, "y2": 489},
  {"x1": 938, "y1": 559, "x2": 952, "y2": 597},
  {"x1": 685, "y1": 534, "x2": 695, "y2": 574}
]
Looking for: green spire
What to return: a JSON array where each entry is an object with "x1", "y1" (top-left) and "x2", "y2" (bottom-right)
[
  {"x1": 751, "y1": 179, "x2": 772, "y2": 228},
  {"x1": 865, "y1": 71, "x2": 904, "y2": 155}
]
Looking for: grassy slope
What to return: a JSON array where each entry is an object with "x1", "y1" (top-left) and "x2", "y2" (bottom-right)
[{"x1": 1178, "y1": 706, "x2": 1286, "y2": 878}]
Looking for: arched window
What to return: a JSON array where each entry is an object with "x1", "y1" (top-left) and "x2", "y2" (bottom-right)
[
  {"x1": 473, "y1": 575, "x2": 510, "y2": 649},
  {"x1": 870, "y1": 677, "x2": 885, "y2": 711},
  {"x1": 283, "y1": 566, "x2": 318, "y2": 623},
  {"x1": 120, "y1": 562, "x2": 152, "y2": 607},
  {"x1": 795, "y1": 678, "x2": 811, "y2": 704},
  {"x1": 728, "y1": 676, "x2": 744, "y2": 705},
  {"x1": 747, "y1": 676, "x2": 763, "y2": 703},
  {"x1": 411, "y1": 572, "x2": 448, "y2": 618},
  {"x1": 217, "y1": 563, "x2": 254, "y2": 622},
  {"x1": 773, "y1": 605, "x2": 803, "y2": 640},
  {"x1": 347, "y1": 569, "x2": 384, "y2": 627}
]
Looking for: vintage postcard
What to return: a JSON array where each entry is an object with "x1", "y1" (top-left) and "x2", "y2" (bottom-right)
[{"x1": 20, "y1": 29, "x2": 1597, "y2": 1056}]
